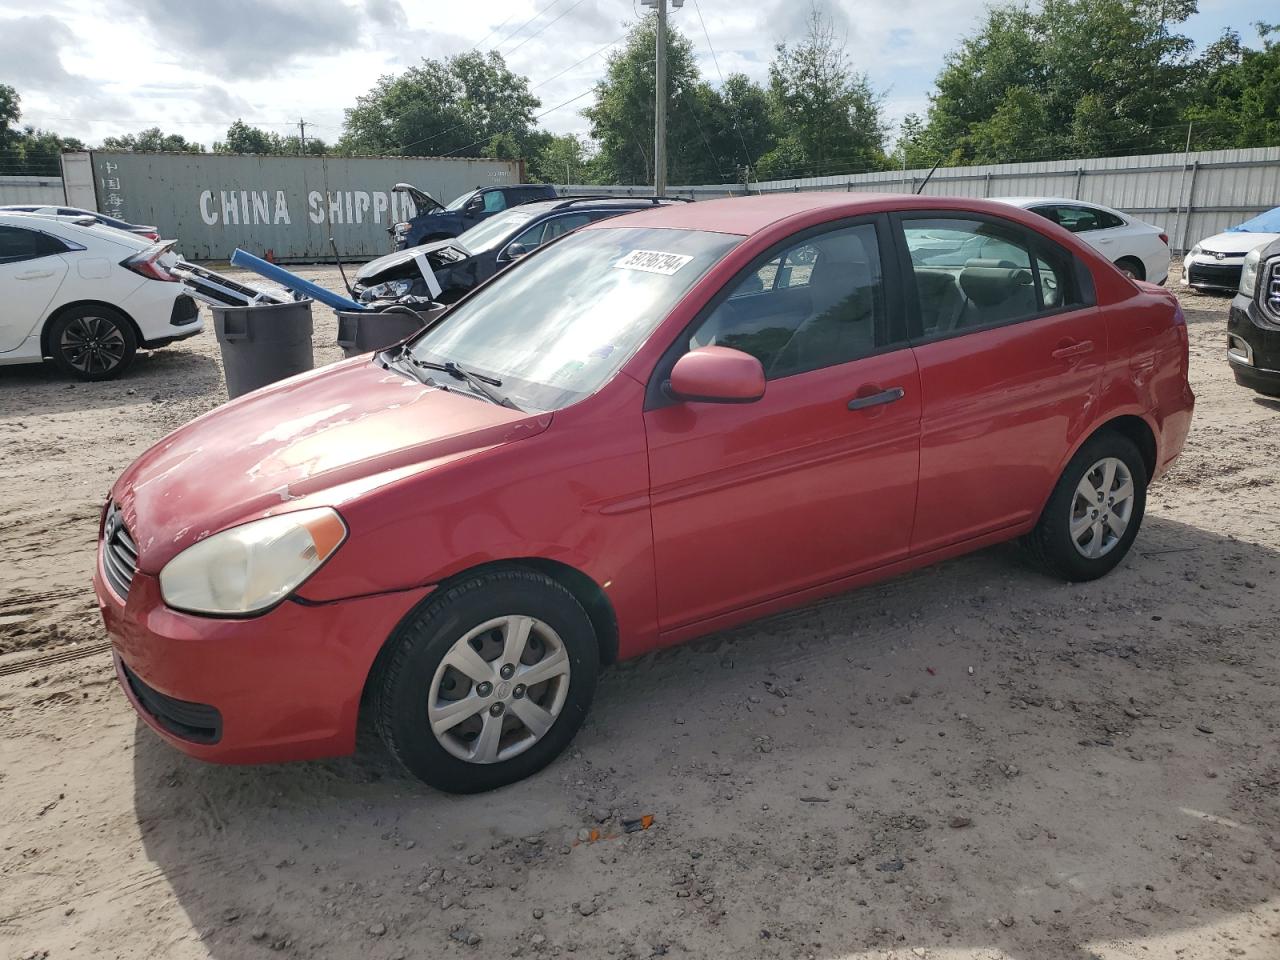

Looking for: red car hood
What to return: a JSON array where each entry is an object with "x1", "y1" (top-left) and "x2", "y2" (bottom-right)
[{"x1": 113, "y1": 357, "x2": 550, "y2": 572}]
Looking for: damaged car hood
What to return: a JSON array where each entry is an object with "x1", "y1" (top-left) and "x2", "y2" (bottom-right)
[
  {"x1": 356, "y1": 239, "x2": 471, "y2": 283},
  {"x1": 112, "y1": 357, "x2": 550, "y2": 572}
]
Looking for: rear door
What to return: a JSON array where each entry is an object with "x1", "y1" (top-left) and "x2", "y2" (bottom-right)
[
  {"x1": 643, "y1": 217, "x2": 922, "y2": 630},
  {"x1": 0, "y1": 225, "x2": 70, "y2": 352},
  {"x1": 895, "y1": 212, "x2": 1106, "y2": 553}
]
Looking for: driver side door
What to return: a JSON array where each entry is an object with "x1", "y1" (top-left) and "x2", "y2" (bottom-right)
[{"x1": 642, "y1": 218, "x2": 922, "y2": 633}]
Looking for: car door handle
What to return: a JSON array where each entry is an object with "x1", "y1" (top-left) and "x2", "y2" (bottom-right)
[
  {"x1": 1051, "y1": 339, "x2": 1094, "y2": 360},
  {"x1": 16, "y1": 270, "x2": 54, "y2": 280},
  {"x1": 1096, "y1": 238, "x2": 1112, "y2": 244},
  {"x1": 847, "y1": 386, "x2": 905, "y2": 410}
]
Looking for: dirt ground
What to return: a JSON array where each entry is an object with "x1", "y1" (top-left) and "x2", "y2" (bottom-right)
[{"x1": 1, "y1": 264, "x2": 1277, "y2": 960}]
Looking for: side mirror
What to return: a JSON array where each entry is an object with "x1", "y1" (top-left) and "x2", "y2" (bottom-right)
[
  {"x1": 503, "y1": 242, "x2": 529, "y2": 261},
  {"x1": 466, "y1": 197, "x2": 485, "y2": 214},
  {"x1": 665, "y1": 346, "x2": 765, "y2": 404}
]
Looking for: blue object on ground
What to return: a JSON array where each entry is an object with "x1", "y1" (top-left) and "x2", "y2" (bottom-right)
[
  {"x1": 229, "y1": 248, "x2": 367, "y2": 312},
  {"x1": 1226, "y1": 206, "x2": 1280, "y2": 234}
]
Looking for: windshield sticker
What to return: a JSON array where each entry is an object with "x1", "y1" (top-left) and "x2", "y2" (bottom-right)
[{"x1": 614, "y1": 249, "x2": 694, "y2": 275}]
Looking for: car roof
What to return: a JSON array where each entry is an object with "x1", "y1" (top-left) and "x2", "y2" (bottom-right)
[
  {"x1": 583, "y1": 192, "x2": 1088, "y2": 237},
  {"x1": 994, "y1": 196, "x2": 1124, "y2": 212}
]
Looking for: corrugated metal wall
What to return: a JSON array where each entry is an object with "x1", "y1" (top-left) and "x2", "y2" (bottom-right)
[
  {"x1": 560, "y1": 146, "x2": 1280, "y2": 252},
  {"x1": 0, "y1": 175, "x2": 66, "y2": 205},
  {"x1": 60, "y1": 151, "x2": 523, "y2": 261}
]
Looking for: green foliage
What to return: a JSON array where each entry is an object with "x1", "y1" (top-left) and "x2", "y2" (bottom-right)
[
  {"x1": 529, "y1": 133, "x2": 589, "y2": 184},
  {"x1": 757, "y1": 6, "x2": 888, "y2": 178},
  {"x1": 0, "y1": 83, "x2": 86, "y2": 175},
  {"x1": 917, "y1": 0, "x2": 1208, "y2": 163},
  {"x1": 339, "y1": 50, "x2": 540, "y2": 158},
  {"x1": 1183, "y1": 23, "x2": 1280, "y2": 149},
  {"x1": 100, "y1": 127, "x2": 205, "y2": 153},
  {"x1": 213, "y1": 119, "x2": 328, "y2": 155}
]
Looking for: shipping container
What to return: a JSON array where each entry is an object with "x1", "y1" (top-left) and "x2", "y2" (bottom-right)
[{"x1": 59, "y1": 151, "x2": 524, "y2": 262}]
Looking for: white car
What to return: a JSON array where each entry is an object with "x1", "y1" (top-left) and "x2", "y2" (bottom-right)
[
  {"x1": 995, "y1": 197, "x2": 1170, "y2": 284},
  {"x1": 1182, "y1": 207, "x2": 1280, "y2": 293},
  {"x1": 0, "y1": 212, "x2": 202, "y2": 380}
]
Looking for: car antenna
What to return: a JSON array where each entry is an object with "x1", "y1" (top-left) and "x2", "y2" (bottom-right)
[
  {"x1": 915, "y1": 159, "x2": 942, "y2": 195},
  {"x1": 329, "y1": 236, "x2": 355, "y2": 297}
]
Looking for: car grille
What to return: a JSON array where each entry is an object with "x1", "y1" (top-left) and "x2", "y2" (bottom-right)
[
  {"x1": 101, "y1": 503, "x2": 138, "y2": 600},
  {"x1": 1188, "y1": 262, "x2": 1243, "y2": 288},
  {"x1": 120, "y1": 658, "x2": 222, "y2": 744},
  {"x1": 1267, "y1": 259, "x2": 1280, "y2": 318}
]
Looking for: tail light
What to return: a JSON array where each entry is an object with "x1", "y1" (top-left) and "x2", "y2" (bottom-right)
[
  {"x1": 1172, "y1": 303, "x2": 1185, "y2": 326},
  {"x1": 1158, "y1": 232, "x2": 1169, "y2": 246},
  {"x1": 121, "y1": 242, "x2": 179, "y2": 282},
  {"x1": 141, "y1": 231, "x2": 160, "y2": 241}
]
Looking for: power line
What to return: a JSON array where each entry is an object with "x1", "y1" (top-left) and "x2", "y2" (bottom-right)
[
  {"x1": 530, "y1": 34, "x2": 625, "y2": 91},
  {"x1": 474, "y1": 11, "x2": 517, "y2": 50},
  {"x1": 507, "y1": 0, "x2": 591, "y2": 57},
  {"x1": 691, "y1": 0, "x2": 754, "y2": 174},
  {"x1": 494, "y1": 0, "x2": 567, "y2": 51},
  {"x1": 442, "y1": 87, "x2": 597, "y2": 158}
]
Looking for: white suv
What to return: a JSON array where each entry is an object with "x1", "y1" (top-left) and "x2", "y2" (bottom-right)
[{"x1": 0, "y1": 213, "x2": 202, "y2": 380}]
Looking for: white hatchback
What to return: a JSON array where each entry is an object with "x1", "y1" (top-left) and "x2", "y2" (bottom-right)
[
  {"x1": 995, "y1": 198, "x2": 1170, "y2": 284},
  {"x1": 0, "y1": 212, "x2": 202, "y2": 380}
]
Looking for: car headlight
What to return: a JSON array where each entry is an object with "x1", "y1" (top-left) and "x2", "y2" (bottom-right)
[
  {"x1": 393, "y1": 222, "x2": 411, "y2": 236},
  {"x1": 362, "y1": 279, "x2": 413, "y2": 301},
  {"x1": 159, "y1": 508, "x2": 347, "y2": 616},
  {"x1": 1189, "y1": 244, "x2": 1202, "y2": 258},
  {"x1": 1239, "y1": 247, "x2": 1262, "y2": 297}
]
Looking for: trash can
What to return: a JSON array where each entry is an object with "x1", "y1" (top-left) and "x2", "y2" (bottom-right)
[
  {"x1": 212, "y1": 299, "x2": 314, "y2": 400},
  {"x1": 335, "y1": 305, "x2": 444, "y2": 359}
]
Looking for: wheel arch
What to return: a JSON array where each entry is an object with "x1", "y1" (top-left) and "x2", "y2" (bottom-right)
[
  {"x1": 40, "y1": 299, "x2": 143, "y2": 358},
  {"x1": 1114, "y1": 255, "x2": 1146, "y2": 282},
  {"x1": 358, "y1": 557, "x2": 621, "y2": 711}
]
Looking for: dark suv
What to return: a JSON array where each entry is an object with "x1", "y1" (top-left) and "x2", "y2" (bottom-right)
[
  {"x1": 390, "y1": 183, "x2": 557, "y2": 250},
  {"x1": 359, "y1": 196, "x2": 689, "y2": 304},
  {"x1": 1228, "y1": 237, "x2": 1280, "y2": 397}
]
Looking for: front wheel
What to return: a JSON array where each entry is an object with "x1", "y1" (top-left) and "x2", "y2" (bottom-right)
[
  {"x1": 1024, "y1": 432, "x2": 1148, "y2": 581},
  {"x1": 373, "y1": 568, "x2": 599, "y2": 793}
]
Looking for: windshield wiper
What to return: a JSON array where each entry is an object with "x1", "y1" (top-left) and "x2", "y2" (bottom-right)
[{"x1": 409, "y1": 356, "x2": 520, "y2": 410}]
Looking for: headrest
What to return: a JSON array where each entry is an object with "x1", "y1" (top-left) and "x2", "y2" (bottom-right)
[{"x1": 959, "y1": 262, "x2": 1032, "y2": 306}]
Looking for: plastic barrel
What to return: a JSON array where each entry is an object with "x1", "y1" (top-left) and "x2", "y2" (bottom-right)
[
  {"x1": 212, "y1": 299, "x2": 315, "y2": 399},
  {"x1": 335, "y1": 306, "x2": 444, "y2": 359}
]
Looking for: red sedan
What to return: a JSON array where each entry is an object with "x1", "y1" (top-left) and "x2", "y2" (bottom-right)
[{"x1": 95, "y1": 193, "x2": 1194, "y2": 792}]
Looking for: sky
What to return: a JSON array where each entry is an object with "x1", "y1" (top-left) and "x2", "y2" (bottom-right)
[{"x1": 0, "y1": 0, "x2": 1263, "y2": 155}]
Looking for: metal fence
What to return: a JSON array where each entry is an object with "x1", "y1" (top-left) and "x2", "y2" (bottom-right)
[
  {"x1": 558, "y1": 146, "x2": 1280, "y2": 253},
  {"x1": 58, "y1": 151, "x2": 524, "y2": 261},
  {"x1": 0, "y1": 175, "x2": 66, "y2": 205}
]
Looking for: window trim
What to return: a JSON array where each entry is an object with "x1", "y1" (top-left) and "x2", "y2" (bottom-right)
[
  {"x1": 889, "y1": 209, "x2": 1097, "y2": 347},
  {"x1": 643, "y1": 213, "x2": 908, "y2": 411}
]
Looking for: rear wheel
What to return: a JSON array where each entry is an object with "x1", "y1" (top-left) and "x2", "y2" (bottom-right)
[
  {"x1": 48, "y1": 306, "x2": 137, "y2": 381},
  {"x1": 373, "y1": 568, "x2": 598, "y2": 793},
  {"x1": 1024, "y1": 432, "x2": 1148, "y2": 581},
  {"x1": 1115, "y1": 257, "x2": 1145, "y2": 281}
]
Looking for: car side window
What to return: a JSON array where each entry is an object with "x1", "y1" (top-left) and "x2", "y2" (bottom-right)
[
  {"x1": 0, "y1": 226, "x2": 63, "y2": 264},
  {"x1": 511, "y1": 213, "x2": 591, "y2": 252},
  {"x1": 688, "y1": 223, "x2": 888, "y2": 379},
  {"x1": 902, "y1": 216, "x2": 1079, "y2": 337},
  {"x1": 483, "y1": 191, "x2": 507, "y2": 214},
  {"x1": 1052, "y1": 205, "x2": 1123, "y2": 233}
]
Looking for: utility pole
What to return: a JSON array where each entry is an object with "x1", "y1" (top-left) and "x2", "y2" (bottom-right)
[
  {"x1": 643, "y1": 0, "x2": 681, "y2": 196},
  {"x1": 654, "y1": 0, "x2": 668, "y2": 197},
  {"x1": 298, "y1": 119, "x2": 308, "y2": 157}
]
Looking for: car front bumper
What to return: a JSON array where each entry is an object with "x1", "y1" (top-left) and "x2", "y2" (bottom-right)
[
  {"x1": 1184, "y1": 257, "x2": 1244, "y2": 291},
  {"x1": 94, "y1": 550, "x2": 433, "y2": 764},
  {"x1": 1227, "y1": 293, "x2": 1280, "y2": 397}
]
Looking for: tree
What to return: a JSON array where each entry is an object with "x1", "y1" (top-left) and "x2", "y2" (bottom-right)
[
  {"x1": 1184, "y1": 23, "x2": 1280, "y2": 149},
  {"x1": 339, "y1": 50, "x2": 540, "y2": 159},
  {"x1": 0, "y1": 84, "x2": 84, "y2": 175},
  {"x1": 528, "y1": 133, "x2": 588, "y2": 184},
  {"x1": 213, "y1": 120, "x2": 329, "y2": 156},
  {"x1": 0, "y1": 84, "x2": 20, "y2": 154},
  {"x1": 100, "y1": 127, "x2": 205, "y2": 153},
  {"x1": 919, "y1": 0, "x2": 1201, "y2": 163},
  {"x1": 756, "y1": 5, "x2": 888, "y2": 179}
]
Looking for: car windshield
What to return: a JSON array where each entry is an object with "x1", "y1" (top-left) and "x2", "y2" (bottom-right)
[
  {"x1": 453, "y1": 209, "x2": 543, "y2": 254},
  {"x1": 445, "y1": 190, "x2": 477, "y2": 212},
  {"x1": 408, "y1": 226, "x2": 741, "y2": 412}
]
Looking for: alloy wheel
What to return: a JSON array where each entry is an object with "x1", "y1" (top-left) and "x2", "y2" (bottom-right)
[
  {"x1": 59, "y1": 315, "x2": 127, "y2": 375},
  {"x1": 1069, "y1": 456, "x2": 1135, "y2": 559},
  {"x1": 428, "y1": 615, "x2": 571, "y2": 764}
]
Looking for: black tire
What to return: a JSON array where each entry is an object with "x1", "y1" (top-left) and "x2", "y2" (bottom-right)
[
  {"x1": 1115, "y1": 257, "x2": 1145, "y2": 282},
  {"x1": 373, "y1": 568, "x2": 599, "y2": 793},
  {"x1": 48, "y1": 305, "x2": 138, "y2": 381},
  {"x1": 1024, "y1": 431, "x2": 1148, "y2": 582}
]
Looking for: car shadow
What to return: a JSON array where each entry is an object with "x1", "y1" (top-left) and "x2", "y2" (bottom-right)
[
  {"x1": 0, "y1": 340, "x2": 222, "y2": 416},
  {"x1": 131, "y1": 515, "x2": 1280, "y2": 959}
]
